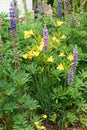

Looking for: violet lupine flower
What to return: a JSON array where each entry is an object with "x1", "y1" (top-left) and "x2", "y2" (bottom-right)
[
  {"x1": 67, "y1": 68, "x2": 74, "y2": 85},
  {"x1": 72, "y1": 45, "x2": 78, "y2": 70},
  {"x1": 58, "y1": 0, "x2": 62, "y2": 19},
  {"x1": 67, "y1": 45, "x2": 78, "y2": 85},
  {"x1": 43, "y1": 24, "x2": 49, "y2": 51},
  {"x1": 65, "y1": 0, "x2": 70, "y2": 14},
  {"x1": 9, "y1": 2, "x2": 17, "y2": 37}
]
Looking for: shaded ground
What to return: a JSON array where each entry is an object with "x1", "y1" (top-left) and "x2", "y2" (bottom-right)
[{"x1": 43, "y1": 123, "x2": 87, "y2": 130}]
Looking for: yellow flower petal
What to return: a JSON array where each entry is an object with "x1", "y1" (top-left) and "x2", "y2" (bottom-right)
[
  {"x1": 61, "y1": 35, "x2": 66, "y2": 39},
  {"x1": 36, "y1": 125, "x2": 41, "y2": 129},
  {"x1": 59, "y1": 52, "x2": 65, "y2": 57},
  {"x1": 24, "y1": 30, "x2": 34, "y2": 39},
  {"x1": 22, "y1": 53, "x2": 29, "y2": 59},
  {"x1": 40, "y1": 126, "x2": 46, "y2": 130},
  {"x1": 34, "y1": 122, "x2": 39, "y2": 126},
  {"x1": 33, "y1": 51, "x2": 40, "y2": 57}
]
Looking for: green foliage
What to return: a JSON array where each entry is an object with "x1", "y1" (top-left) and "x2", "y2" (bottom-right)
[
  {"x1": 0, "y1": 2, "x2": 87, "y2": 130},
  {"x1": 0, "y1": 64, "x2": 40, "y2": 129}
]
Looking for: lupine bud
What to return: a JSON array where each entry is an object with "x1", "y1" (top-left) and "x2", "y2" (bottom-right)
[
  {"x1": 13, "y1": 0, "x2": 19, "y2": 22},
  {"x1": 9, "y1": 2, "x2": 17, "y2": 37},
  {"x1": 43, "y1": 24, "x2": 49, "y2": 51},
  {"x1": 58, "y1": 0, "x2": 62, "y2": 19},
  {"x1": 65, "y1": 0, "x2": 70, "y2": 14}
]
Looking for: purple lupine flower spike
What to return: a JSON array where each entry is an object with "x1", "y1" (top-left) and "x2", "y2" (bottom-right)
[
  {"x1": 65, "y1": 0, "x2": 70, "y2": 14},
  {"x1": 67, "y1": 68, "x2": 74, "y2": 85},
  {"x1": 9, "y1": 2, "x2": 17, "y2": 37},
  {"x1": 58, "y1": 0, "x2": 62, "y2": 19},
  {"x1": 67, "y1": 45, "x2": 78, "y2": 85},
  {"x1": 72, "y1": 45, "x2": 78, "y2": 70},
  {"x1": 43, "y1": 24, "x2": 49, "y2": 51}
]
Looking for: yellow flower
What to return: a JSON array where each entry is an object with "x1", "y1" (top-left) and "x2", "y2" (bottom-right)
[
  {"x1": 57, "y1": 20, "x2": 63, "y2": 26},
  {"x1": 42, "y1": 114, "x2": 47, "y2": 119},
  {"x1": 61, "y1": 35, "x2": 66, "y2": 39},
  {"x1": 22, "y1": 53, "x2": 29, "y2": 59},
  {"x1": 27, "y1": 51, "x2": 34, "y2": 59},
  {"x1": 34, "y1": 122, "x2": 39, "y2": 126},
  {"x1": 57, "y1": 63, "x2": 64, "y2": 71},
  {"x1": 24, "y1": 30, "x2": 34, "y2": 39},
  {"x1": 59, "y1": 52, "x2": 65, "y2": 57},
  {"x1": 47, "y1": 56, "x2": 54, "y2": 62},
  {"x1": 36, "y1": 125, "x2": 41, "y2": 129},
  {"x1": 68, "y1": 53, "x2": 73, "y2": 61},
  {"x1": 40, "y1": 126, "x2": 46, "y2": 130},
  {"x1": 24, "y1": 31, "x2": 30, "y2": 39}
]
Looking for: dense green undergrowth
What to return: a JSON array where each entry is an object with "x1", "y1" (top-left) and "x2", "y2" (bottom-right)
[{"x1": 0, "y1": 0, "x2": 87, "y2": 130}]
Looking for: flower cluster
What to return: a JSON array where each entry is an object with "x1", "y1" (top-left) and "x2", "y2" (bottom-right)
[{"x1": 23, "y1": 40, "x2": 44, "y2": 59}]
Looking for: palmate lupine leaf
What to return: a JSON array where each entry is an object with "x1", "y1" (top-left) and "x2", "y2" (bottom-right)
[
  {"x1": 18, "y1": 94, "x2": 39, "y2": 110},
  {"x1": 13, "y1": 114, "x2": 34, "y2": 130},
  {"x1": 3, "y1": 102, "x2": 18, "y2": 113}
]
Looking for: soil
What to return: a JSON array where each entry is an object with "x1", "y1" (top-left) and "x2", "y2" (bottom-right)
[{"x1": 43, "y1": 123, "x2": 87, "y2": 130}]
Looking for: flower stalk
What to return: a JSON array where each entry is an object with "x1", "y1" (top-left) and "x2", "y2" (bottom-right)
[
  {"x1": 43, "y1": 24, "x2": 49, "y2": 51},
  {"x1": 67, "y1": 45, "x2": 78, "y2": 85},
  {"x1": 9, "y1": 1, "x2": 20, "y2": 73},
  {"x1": 58, "y1": 0, "x2": 62, "y2": 19},
  {"x1": 72, "y1": 0, "x2": 75, "y2": 16},
  {"x1": 80, "y1": 0, "x2": 85, "y2": 14}
]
